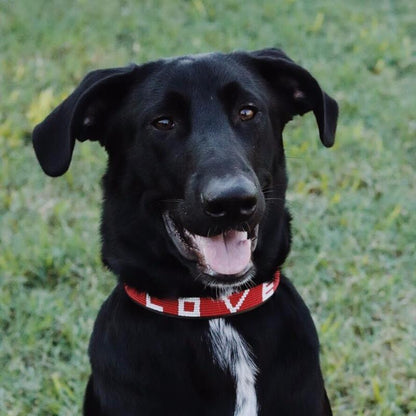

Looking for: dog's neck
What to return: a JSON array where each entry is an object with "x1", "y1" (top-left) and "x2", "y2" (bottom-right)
[{"x1": 124, "y1": 270, "x2": 280, "y2": 318}]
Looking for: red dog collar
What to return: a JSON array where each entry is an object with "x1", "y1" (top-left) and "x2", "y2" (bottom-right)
[{"x1": 124, "y1": 271, "x2": 280, "y2": 319}]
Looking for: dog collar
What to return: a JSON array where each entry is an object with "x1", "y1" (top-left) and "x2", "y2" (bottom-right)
[{"x1": 124, "y1": 270, "x2": 280, "y2": 319}]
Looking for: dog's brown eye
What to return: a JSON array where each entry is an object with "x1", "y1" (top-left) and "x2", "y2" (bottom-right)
[
  {"x1": 239, "y1": 106, "x2": 257, "y2": 121},
  {"x1": 152, "y1": 117, "x2": 175, "y2": 131}
]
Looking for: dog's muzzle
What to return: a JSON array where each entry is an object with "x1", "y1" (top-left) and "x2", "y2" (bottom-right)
[{"x1": 163, "y1": 174, "x2": 264, "y2": 286}]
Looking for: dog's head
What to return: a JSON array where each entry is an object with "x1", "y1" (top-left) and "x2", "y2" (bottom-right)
[{"x1": 33, "y1": 48, "x2": 338, "y2": 296}]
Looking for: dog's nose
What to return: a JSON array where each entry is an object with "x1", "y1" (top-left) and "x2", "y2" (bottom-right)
[{"x1": 202, "y1": 176, "x2": 258, "y2": 220}]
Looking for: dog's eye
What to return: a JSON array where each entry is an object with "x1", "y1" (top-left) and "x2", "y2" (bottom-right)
[
  {"x1": 239, "y1": 106, "x2": 257, "y2": 121},
  {"x1": 152, "y1": 117, "x2": 176, "y2": 131}
]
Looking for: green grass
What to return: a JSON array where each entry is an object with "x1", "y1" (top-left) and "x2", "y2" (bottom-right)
[{"x1": 1, "y1": 0, "x2": 415, "y2": 414}]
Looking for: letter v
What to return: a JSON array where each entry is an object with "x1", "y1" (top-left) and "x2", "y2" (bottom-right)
[{"x1": 223, "y1": 289, "x2": 250, "y2": 313}]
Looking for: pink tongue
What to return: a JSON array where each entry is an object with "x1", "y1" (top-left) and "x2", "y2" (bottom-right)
[{"x1": 193, "y1": 230, "x2": 251, "y2": 275}]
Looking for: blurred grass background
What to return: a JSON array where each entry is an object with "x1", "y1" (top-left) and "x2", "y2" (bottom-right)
[{"x1": 0, "y1": 0, "x2": 415, "y2": 414}]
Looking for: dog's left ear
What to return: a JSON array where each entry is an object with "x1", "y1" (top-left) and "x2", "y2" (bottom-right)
[{"x1": 248, "y1": 48, "x2": 338, "y2": 147}]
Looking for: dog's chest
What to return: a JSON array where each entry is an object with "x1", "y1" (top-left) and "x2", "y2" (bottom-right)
[{"x1": 208, "y1": 318, "x2": 258, "y2": 416}]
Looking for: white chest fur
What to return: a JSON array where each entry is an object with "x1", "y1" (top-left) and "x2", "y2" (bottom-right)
[{"x1": 208, "y1": 318, "x2": 258, "y2": 416}]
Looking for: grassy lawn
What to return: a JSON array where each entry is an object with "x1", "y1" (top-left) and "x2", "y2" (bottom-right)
[{"x1": 1, "y1": 0, "x2": 415, "y2": 414}]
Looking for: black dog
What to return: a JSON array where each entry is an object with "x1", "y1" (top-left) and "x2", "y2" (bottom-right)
[{"x1": 33, "y1": 48, "x2": 338, "y2": 415}]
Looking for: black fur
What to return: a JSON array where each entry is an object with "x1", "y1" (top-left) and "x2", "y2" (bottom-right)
[{"x1": 33, "y1": 48, "x2": 338, "y2": 415}]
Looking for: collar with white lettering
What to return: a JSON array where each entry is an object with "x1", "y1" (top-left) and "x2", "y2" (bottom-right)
[{"x1": 124, "y1": 271, "x2": 280, "y2": 319}]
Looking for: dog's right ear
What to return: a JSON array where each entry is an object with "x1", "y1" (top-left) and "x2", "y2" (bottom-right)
[{"x1": 32, "y1": 65, "x2": 140, "y2": 177}]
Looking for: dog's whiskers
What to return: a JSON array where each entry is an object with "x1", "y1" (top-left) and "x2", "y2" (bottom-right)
[
  {"x1": 241, "y1": 275, "x2": 256, "y2": 290},
  {"x1": 160, "y1": 198, "x2": 185, "y2": 206},
  {"x1": 265, "y1": 197, "x2": 285, "y2": 202}
]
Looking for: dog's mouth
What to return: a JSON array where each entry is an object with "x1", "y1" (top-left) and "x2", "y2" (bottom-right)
[{"x1": 163, "y1": 212, "x2": 258, "y2": 286}]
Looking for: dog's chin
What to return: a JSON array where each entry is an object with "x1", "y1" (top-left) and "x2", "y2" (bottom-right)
[{"x1": 163, "y1": 212, "x2": 258, "y2": 288}]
